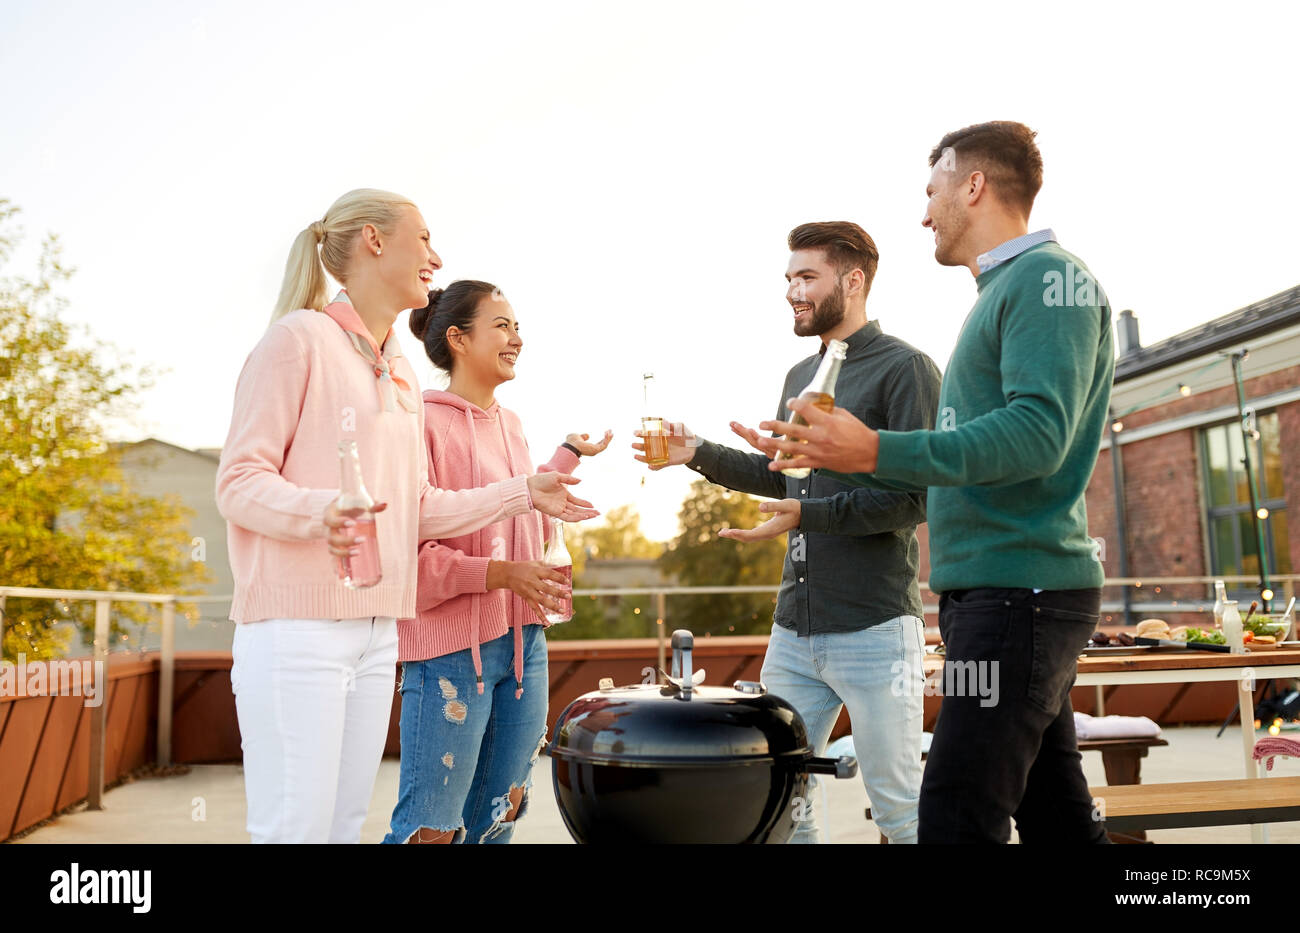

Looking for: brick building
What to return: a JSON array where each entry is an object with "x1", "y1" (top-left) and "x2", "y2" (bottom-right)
[{"x1": 1085, "y1": 284, "x2": 1300, "y2": 628}]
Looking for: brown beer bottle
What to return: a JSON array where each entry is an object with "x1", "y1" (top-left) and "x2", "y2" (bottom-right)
[{"x1": 775, "y1": 338, "x2": 847, "y2": 478}]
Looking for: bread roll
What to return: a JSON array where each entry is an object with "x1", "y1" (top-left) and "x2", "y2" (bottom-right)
[{"x1": 1136, "y1": 619, "x2": 1170, "y2": 639}]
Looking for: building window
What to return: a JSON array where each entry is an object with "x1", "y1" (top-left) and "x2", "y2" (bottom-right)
[{"x1": 1202, "y1": 411, "x2": 1290, "y2": 598}]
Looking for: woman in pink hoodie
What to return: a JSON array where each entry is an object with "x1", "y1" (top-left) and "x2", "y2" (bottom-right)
[
  {"x1": 216, "y1": 190, "x2": 597, "y2": 844},
  {"x1": 383, "y1": 280, "x2": 611, "y2": 844}
]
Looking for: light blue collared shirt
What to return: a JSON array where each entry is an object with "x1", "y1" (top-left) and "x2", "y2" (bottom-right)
[{"x1": 976, "y1": 228, "x2": 1057, "y2": 274}]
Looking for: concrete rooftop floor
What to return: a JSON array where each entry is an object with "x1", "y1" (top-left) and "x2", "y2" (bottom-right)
[{"x1": 13, "y1": 725, "x2": 1300, "y2": 844}]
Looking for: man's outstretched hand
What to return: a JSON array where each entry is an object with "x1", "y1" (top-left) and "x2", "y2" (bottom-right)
[
  {"x1": 731, "y1": 397, "x2": 880, "y2": 475},
  {"x1": 717, "y1": 498, "x2": 801, "y2": 542}
]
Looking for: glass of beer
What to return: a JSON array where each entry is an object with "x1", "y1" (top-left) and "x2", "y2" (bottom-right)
[{"x1": 641, "y1": 373, "x2": 670, "y2": 466}]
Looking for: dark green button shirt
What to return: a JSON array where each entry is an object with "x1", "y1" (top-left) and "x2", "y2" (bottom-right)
[{"x1": 689, "y1": 321, "x2": 943, "y2": 636}]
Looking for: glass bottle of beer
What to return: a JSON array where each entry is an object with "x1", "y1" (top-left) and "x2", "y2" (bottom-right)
[
  {"x1": 775, "y1": 338, "x2": 848, "y2": 478},
  {"x1": 336, "y1": 440, "x2": 382, "y2": 589},
  {"x1": 542, "y1": 516, "x2": 574, "y2": 623},
  {"x1": 641, "y1": 372, "x2": 670, "y2": 467}
]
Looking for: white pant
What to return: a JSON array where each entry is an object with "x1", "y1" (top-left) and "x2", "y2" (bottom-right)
[{"x1": 231, "y1": 616, "x2": 398, "y2": 843}]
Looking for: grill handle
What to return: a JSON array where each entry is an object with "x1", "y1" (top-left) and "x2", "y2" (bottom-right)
[
  {"x1": 670, "y1": 629, "x2": 694, "y2": 700},
  {"x1": 803, "y1": 755, "x2": 858, "y2": 780}
]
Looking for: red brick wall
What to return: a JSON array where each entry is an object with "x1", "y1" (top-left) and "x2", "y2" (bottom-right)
[
  {"x1": 1082, "y1": 364, "x2": 1300, "y2": 626},
  {"x1": 1278, "y1": 401, "x2": 1300, "y2": 576},
  {"x1": 1114, "y1": 428, "x2": 1206, "y2": 597}
]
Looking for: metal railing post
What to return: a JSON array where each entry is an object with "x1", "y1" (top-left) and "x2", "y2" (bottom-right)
[
  {"x1": 88, "y1": 598, "x2": 110, "y2": 810},
  {"x1": 1108, "y1": 414, "x2": 1133, "y2": 627},
  {"x1": 157, "y1": 598, "x2": 176, "y2": 767}
]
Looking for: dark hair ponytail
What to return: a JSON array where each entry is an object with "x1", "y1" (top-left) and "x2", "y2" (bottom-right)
[{"x1": 409, "y1": 280, "x2": 501, "y2": 372}]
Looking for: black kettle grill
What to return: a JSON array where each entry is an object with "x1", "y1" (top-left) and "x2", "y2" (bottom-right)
[{"x1": 548, "y1": 629, "x2": 858, "y2": 843}]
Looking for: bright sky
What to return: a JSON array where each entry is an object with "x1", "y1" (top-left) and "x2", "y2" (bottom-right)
[{"x1": 4, "y1": 0, "x2": 1298, "y2": 542}]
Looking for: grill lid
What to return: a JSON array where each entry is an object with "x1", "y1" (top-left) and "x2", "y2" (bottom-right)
[{"x1": 548, "y1": 630, "x2": 812, "y2": 764}]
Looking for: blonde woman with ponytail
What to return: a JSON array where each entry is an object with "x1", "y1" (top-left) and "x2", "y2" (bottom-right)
[{"x1": 216, "y1": 189, "x2": 598, "y2": 844}]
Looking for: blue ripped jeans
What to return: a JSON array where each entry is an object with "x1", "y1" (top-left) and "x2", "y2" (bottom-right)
[{"x1": 383, "y1": 625, "x2": 548, "y2": 844}]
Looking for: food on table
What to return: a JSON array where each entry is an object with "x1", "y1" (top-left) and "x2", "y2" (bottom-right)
[
  {"x1": 1116, "y1": 631, "x2": 1135, "y2": 646},
  {"x1": 1135, "y1": 619, "x2": 1170, "y2": 640},
  {"x1": 1243, "y1": 615, "x2": 1288, "y2": 639},
  {"x1": 1090, "y1": 631, "x2": 1110, "y2": 646},
  {"x1": 1253, "y1": 635, "x2": 1277, "y2": 646},
  {"x1": 1180, "y1": 627, "x2": 1227, "y2": 646}
]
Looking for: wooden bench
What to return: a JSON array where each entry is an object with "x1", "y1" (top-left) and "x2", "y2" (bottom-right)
[
  {"x1": 865, "y1": 736, "x2": 1169, "y2": 841},
  {"x1": 1091, "y1": 776, "x2": 1300, "y2": 833},
  {"x1": 1078, "y1": 736, "x2": 1168, "y2": 843}
]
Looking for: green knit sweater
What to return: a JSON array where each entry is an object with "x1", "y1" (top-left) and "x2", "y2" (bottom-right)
[{"x1": 827, "y1": 242, "x2": 1114, "y2": 594}]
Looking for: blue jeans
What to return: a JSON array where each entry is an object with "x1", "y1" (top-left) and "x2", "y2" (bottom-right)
[
  {"x1": 761, "y1": 617, "x2": 925, "y2": 844},
  {"x1": 382, "y1": 626, "x2": 548, "y2": 844}
]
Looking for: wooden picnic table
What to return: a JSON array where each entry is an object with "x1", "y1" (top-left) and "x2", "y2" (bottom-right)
[{"x1": 924, "y1": 647, "x2": 1300, "y2": 843}]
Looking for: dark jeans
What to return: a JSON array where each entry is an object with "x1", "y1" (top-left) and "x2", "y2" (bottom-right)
[{"x1": 918, "y1": 587, "x2": 1109, "y2": 844}]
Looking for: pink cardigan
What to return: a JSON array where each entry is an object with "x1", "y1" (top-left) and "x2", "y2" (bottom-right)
[
  {"x1": 216, "y1": 297, "x2": 533, "y2": 623},
  {"x1": 399, "y1": 389, "x2": 578, "y2": 695}
]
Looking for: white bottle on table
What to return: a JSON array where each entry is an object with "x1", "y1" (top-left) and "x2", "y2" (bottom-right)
[
  {"x1": 1213, "y1": 580, "x2": 1227, "y2": 627},
  {"x1": 1222, "y1": 600, "x2": 1244, "y2": 654}
]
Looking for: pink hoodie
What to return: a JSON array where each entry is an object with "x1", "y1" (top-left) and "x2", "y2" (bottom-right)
[
  {"x1": 216, "y1": 294, "x2": 534, "y2": 624},
  {"x1": 398, "y1": 389, "x2": 579, "y2": 697}
]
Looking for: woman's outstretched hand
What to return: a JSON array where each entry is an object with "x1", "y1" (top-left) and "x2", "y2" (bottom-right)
[
  {"x1": 526, "y1": 472, "x2": 599, "y2": 521},
  {"x1": 487, "y1": 559, "x2": 571, "y2": 622},
  {"x1": 566, "y1": 430, "x2": 613, "y2": 456}
]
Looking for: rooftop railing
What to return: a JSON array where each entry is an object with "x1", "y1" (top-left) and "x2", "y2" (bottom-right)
[{"x1": 2, "y1": 573, "x2": 1296, "y2": 819}]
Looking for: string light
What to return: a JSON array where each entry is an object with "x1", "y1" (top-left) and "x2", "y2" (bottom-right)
[
  {"x1": 1257, "y1": 507, "x2": 1269, "y2": 520},
  {"x1": 1111, "y1": 355, "x2": 1228, "y2": 421},
  {"x1": 1111, "y1": 420, "x2": 1124, "y2": 433}
]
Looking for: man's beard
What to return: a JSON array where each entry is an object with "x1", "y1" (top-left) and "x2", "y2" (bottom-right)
[
  {"x1": 932, "y1": 199, "x2": 969, "y2": 267},
  {"x1": 794, "y1": 278, "x2": 846, "y2": 337}
]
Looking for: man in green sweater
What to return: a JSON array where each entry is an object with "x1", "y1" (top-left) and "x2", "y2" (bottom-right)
[{"x1": 739, "y1": 121, "x2": 1113, "y2": 843}]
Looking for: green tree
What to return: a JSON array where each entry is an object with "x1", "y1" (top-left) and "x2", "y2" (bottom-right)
[
  {"x1": 0, "y1": 200, "x2": 209, "y2": 660},
  {"x1": 656, "y1": 479, "x2": 784, "y2": 636},
  {"x1": 569, "y1": 504, "x2": 659, "y2": 573},
  {"x1": 548, "y1": 505, "x2": 661, "y2": 640}
]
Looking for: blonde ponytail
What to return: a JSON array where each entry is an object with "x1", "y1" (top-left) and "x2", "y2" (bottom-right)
[
  {"x1": 270, "y1": 188, "x2": 418, "y2": 322},
  {"x1": 271, "y1": 225, "x2": 331, "y2": 320}
]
